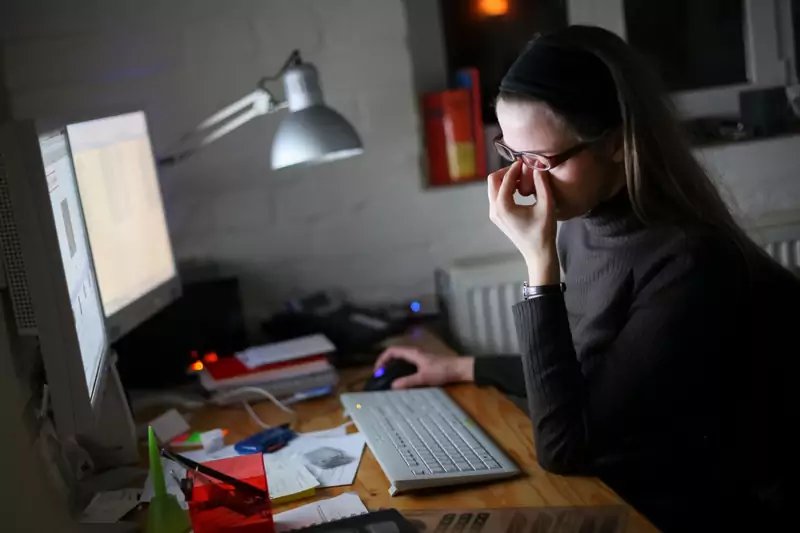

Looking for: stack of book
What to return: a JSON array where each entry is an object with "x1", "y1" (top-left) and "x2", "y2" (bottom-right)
[{"x1": 199, "y1": 334, "x2": 338, "y2": 401}]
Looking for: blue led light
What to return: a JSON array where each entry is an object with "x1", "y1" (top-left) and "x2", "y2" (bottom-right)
[
  {"x1": 374, "y1": 367, "x2": 385, "y2": 378},
  {"x1": 410, "y1": 301, "x2": 421, "y2": 313}
]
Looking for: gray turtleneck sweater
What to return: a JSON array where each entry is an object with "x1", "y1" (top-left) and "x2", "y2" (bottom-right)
[{"x1": 473, "y1": 192, "x2": 797, "y2": 531}]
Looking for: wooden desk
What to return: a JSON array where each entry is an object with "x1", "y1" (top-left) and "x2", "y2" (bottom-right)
[{"x1": 162, "y1": 328, "x2": 658, "y2": 532}]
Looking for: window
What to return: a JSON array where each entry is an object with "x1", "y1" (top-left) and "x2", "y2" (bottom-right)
[
  {"x1": 568, "y1": 0, "x2": 795, "y2": 118},
  {"x1": 625, "y1": 0, "x2": 747, "y2": 92}
]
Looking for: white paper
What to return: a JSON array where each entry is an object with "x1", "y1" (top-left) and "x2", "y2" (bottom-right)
[
  {"x1": 200, "y1": 429, "x2": 225, "y2": 454},
  {"x1": 181, "y1": 444, "x2": 242, "y2": 463},
  {"x1": 140, "y1": 458, "x2": 188, "y2": 510},
  {"x1": 80, "y1": 489, "x2": 142, "y2": 523},
  {"x1": 148, "y1": 409, "x2": 190, "y2": 443},
  {"x1": 299, "y1": 422, "x2": 352, "y2": 438},
  {"x1": 269, "y1": 433, "x2": 366, "y2": 488},
  {"x1": 262, "y1": 455, "x2": 320, "y2": 501},
  {"x1": 273, "y1": 492, "x2": 368, "y2": 532},
  {"x1": 236, "y1": 334, "x2": 335, "y2": 369}
]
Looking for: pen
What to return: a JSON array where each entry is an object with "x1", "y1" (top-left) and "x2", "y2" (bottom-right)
[{"x1": 160, "y1": 448, "x2": 268, "y2": 499}]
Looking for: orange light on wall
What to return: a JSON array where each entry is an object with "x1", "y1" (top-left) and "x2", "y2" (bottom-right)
[
  {"x1": 477, "y1": 0, "x2": 509, "y2": 16},
  {"x1": 203, "y1": 352, "x2": 219, "y2": 364},
  {"x1": 190, "y1": 361, "x2": 204, "y2": 372}
]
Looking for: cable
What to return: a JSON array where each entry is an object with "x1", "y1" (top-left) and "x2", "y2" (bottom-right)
[
  {"x1": 242, "y1": 401, "x2": 270, "y2": 430},
  {"x1": 210, "y1": 386, "x2": 296, "y2": 430},
  {"x1": 210, "y1": 387, "x2": 295, "y2": 415}
]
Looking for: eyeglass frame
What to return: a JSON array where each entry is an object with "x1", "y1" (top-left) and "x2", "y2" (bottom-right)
[{"x1": 493, "y1": 131, "x2": 609, "y2": 171}]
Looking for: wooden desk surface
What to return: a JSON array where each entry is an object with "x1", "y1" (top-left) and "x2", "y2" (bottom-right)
[{"x1": 159, "y1": 328, "x2": 658, "y2": 532}]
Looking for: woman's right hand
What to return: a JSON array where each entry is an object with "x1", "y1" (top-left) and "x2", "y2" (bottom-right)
[{"x1": 373, "y1": 346, "x2": 475, "y2": 390}]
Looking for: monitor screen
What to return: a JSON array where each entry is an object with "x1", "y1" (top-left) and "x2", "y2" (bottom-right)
[
  {"x1": 66, "y1": 112, "x2": 177, "y2": 322},
  {"x1": 39, "y1": 131, "x2": 107, "y2": 397}
]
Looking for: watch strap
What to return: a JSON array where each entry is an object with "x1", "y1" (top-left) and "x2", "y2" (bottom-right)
[{"x1": 523, "y1": 281, "x2": 566, "y2": 300}]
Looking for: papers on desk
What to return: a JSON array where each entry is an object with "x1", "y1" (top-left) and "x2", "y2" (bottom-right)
[
  {"x1": 179, "y1": 431, "x2": 366, "y2": 489},
  {"x1": 143, "y1": 429, "x2": 364, "y2": 505},
  {"x1": 181, "y1": 444, "x2": 241, "y2": 463},
  {"x1": 141, "y1": 458, "x2": 188, "y2": 509},
  {"x1": 236, "y1": 334, "x2": 335, "y2": 369},
  {"x1": 148, "y1": 408, "x2": 190, "y2": 443},
  {"x1": 80, "y1": 489, "x2": 142, "y2": 524},
  {"x1": 299, "y1": 421, "x2": 352, "y2": 439},
  {"x1": 273, "y1": 492, "x2": 368, "y2": 533},
  {"x1": 269, "y1": 433, "x2": 366, "y2": 488},
  {"x1": 262, "y1": 455, "x2": 320, "y2": 504}
]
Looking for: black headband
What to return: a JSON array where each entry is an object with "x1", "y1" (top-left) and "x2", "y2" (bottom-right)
[{"x1": 500, "y1": 39, "x2": 621, "y2": 132}]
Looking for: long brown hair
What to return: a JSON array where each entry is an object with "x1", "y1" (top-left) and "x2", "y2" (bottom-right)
[{"x1": 500, "y1": 26, "x2": 757, "y2": 252}]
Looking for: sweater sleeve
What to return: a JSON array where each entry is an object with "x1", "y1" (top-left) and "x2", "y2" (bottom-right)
[
  {"x1": 474, "y1": 356, "x2": 526, "y2": 397},
  {"x1": 514, "y1": 246, "x2": 739, "y2": 475}
]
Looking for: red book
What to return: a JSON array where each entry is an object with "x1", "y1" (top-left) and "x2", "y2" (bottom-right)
[
  {"x1": 204, "y1": 354, "x2": 328, "y2": 382},
  {"x1": 455, "y1": 67, "x2": 487, "y2": 177},
  {"x1": 422, "y1": 89, "x2": 479, "y2": 186}
]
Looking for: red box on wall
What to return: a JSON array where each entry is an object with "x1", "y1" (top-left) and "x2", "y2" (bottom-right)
[{"x1": 422, "y1": 67, "x2": 486, "y2": 187}]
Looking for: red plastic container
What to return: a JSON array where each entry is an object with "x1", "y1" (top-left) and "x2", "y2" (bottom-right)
[{"x1": 187, "y1": 454, "x2": 274, "y2": 533}]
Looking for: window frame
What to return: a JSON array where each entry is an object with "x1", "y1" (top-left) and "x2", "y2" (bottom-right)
[{"x1": 567, "y1": 0, "x2": 796, "y2": 118}]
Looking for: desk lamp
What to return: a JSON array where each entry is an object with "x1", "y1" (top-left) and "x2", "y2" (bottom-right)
[{"x1": 159, "y1": 50, "x2": 363, "y2": 169}]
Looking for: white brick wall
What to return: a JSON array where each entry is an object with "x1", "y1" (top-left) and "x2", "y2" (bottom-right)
[
  {"x1": 0, "y1": 0, "x2": 516, "y2": 327},
  {"x1": 5, "y1": 0, "x2": 800, "y2": 331}
]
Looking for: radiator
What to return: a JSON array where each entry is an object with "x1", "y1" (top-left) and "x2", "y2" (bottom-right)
[
  {"x1": 751, "y1": 219, "x2": 800, "y2": 273},
  {"x1": 439, "y1": 222, "x2": 800, "y2": 357},
  {"x1": 436, "y1": 253, "x2": 527, "y2": 356}
]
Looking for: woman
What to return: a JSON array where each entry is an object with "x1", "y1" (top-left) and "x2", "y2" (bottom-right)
[{"x1": 377, "y1": 26, "x2": 796, "y2": 530}]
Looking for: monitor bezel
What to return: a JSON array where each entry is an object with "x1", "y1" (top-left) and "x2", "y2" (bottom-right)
[{"x1": 1, "y1": 120, "x2": 111, "y2": 437}]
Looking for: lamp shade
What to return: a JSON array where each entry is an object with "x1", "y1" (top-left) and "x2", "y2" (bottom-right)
[
  {"x1": 271, "y1": 62, "x2": 363, "y2": 170},
  {"x1": 271, "y1": 106, "x2": 363, "y2": 169}
]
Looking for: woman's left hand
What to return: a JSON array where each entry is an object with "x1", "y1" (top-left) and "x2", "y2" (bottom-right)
[{"x1": 488, "y1": 160, "x2": 560, "y2": 285}]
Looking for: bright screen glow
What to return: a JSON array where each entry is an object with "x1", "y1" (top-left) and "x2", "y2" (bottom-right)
[
  {"x1": 67, "y1": 112, "x2": 176, "y2": 318},
  {"x1": 39, "y1": 132, "x2": 107, "y2": 397}
]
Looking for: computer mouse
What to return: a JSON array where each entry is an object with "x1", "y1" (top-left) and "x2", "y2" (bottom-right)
[{"x1": 364, "y1": 359, "x2": 418, "y2": 391}]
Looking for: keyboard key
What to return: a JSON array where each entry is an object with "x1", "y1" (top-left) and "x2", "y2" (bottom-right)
[
  {"x1": 411, "y1": 467, "x2": 428, "y2": 475},
  {"x1": 430, "y1": 466, "x2": 445, "y2": 474},
  {"x1": 472, "y1": 463, "x2": 488, "y2": 470},
  {"x1": 443, "y1": 464, "x2": 459, "y2": 473},
  {"x1": 485, "y1": 461, "x2": 501, "y2": 469},
  {"x1": 455, "y1": 461, "x2": 472, "y2": 471}
]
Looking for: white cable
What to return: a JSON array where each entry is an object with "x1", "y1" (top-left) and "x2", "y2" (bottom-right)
[
  {"x1": 242, "y1": 401, "x2": 271, "y2": 430},
  {"x1": 210, "y1": 386, "x2": 296, "y2": 431},
  {"x1": 210, "y1": 387, "x2": 295, "y2": 415}
]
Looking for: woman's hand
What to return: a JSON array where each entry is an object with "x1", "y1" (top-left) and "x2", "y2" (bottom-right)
[
  {"x1": 488, "y1": 160, "x2": 559, "y2": 285},
  {"x1": 373, "y1": 346, "x2": 475, "y2": 390}
]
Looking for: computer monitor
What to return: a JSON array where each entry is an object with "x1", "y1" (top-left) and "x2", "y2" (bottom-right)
[
  {"x1": 0, "y1": 121, "x2": 109, "y2": 437},
  {"x1": 66, "y1": 111, "x2": 180, "y2": 341}
]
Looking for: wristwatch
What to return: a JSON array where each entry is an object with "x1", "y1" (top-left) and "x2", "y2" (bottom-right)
[{"x1": 522, "y1": 281, "x2": 566, "y2": 300}]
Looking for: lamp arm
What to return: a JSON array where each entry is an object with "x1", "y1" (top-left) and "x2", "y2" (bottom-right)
[
  {"x1": 158, "y1": 87, "x2": 288, "y2": 167},
  {"x1": 157, "y1": 49, "x2": 304, "y2": 167}
]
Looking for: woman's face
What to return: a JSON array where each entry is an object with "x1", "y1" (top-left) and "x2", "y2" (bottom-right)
[{"x1": 495, "y1": 98, "x2": 624, "y2": 221}]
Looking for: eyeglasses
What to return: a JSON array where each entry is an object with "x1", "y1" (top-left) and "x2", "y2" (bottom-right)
[{"x1": 493, "y1": 133, "x2": 602, "y2": 171}]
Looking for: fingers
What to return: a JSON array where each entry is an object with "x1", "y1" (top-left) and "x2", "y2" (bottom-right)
[
  {"x1": 497, "y1": 160, "x2": 522, "y2": 210},
  {"x1": 374, "y1": 346, "x2": 423, "y2": 370},
  {"x1": 391, "y1": 372, "x2": 426, "y2": 390},
  {"x1": 487, "y1": 166, "x2": 507, "y2": 208},
  {"x1": 532, "y1": 169, "x2": 553, "y2": 212},
  {"x1": 517, "y1": 164, "x2": 536, "y2": 197}
]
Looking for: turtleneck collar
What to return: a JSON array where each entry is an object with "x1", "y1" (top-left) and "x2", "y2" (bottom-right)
[{"x1": 582, "y1": 189, "x2": 645, "y2": 237}]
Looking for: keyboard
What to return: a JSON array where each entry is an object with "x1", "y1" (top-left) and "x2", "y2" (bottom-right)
[{"x1": 340, "y1": 388, "x2": 520, "y2": 495}]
